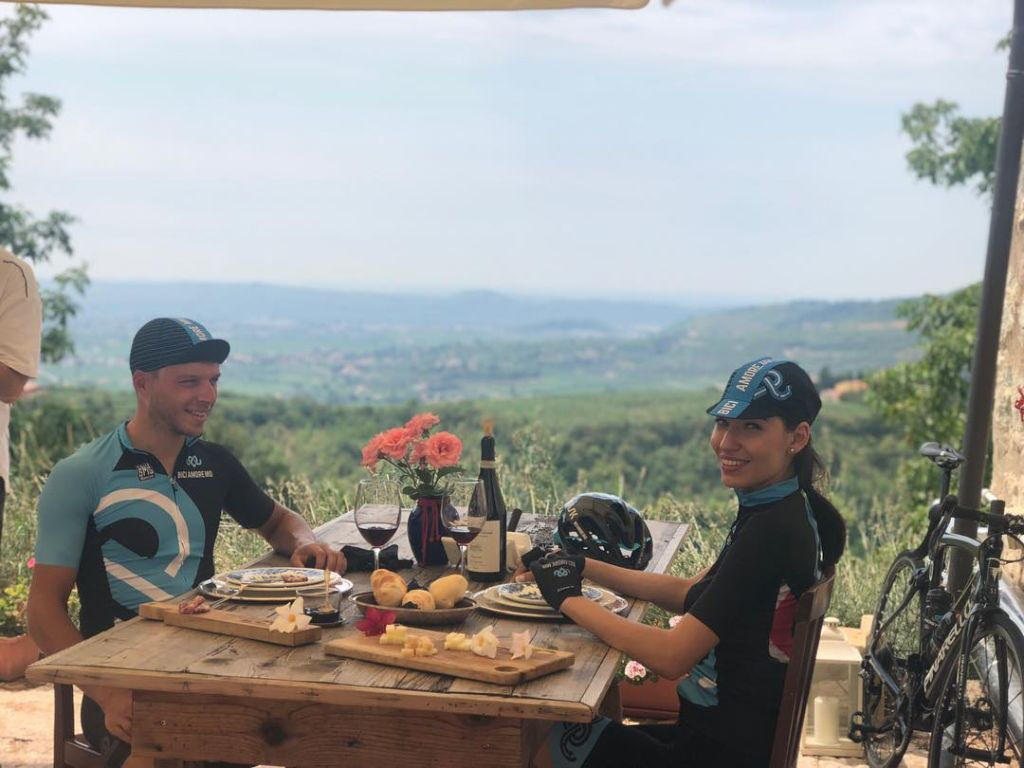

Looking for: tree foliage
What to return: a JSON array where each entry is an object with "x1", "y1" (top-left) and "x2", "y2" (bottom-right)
[
  {"x1": 901, "y1": 100, "x2": 1000, "y2": 197},
  {"x1": 866, "y1": 284, "x2": 982, "y2": 504},
  {"x1": 900, "y1": 36, "x2": 1005, "y2": 198},
  {"x1": 0, "y1": 4, "x2": 86, "y2": 362},
  {"x1": 876, "y1": 36, "x2": 1006, "y2": 503}
]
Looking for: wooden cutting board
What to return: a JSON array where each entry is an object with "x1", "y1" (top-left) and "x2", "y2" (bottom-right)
[
  {"x1": 324, "y1": 628, "x2": 574, "y2": 684},
  {"x1": 139, "y1": 601, "x2": 321, "y2": 646}
]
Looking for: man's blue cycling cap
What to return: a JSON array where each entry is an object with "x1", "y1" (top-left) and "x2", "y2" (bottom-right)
[
  {"x1": 706, "y1": 357, "x2": 821, "y2": 424},
  {"x1": 129, "y1": 318, "x2": 230, "y2": 372}
]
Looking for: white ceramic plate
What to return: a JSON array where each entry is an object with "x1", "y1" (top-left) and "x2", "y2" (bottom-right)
[{"x1": 472, "y1": 587, "x2": 566, "y2": 621}]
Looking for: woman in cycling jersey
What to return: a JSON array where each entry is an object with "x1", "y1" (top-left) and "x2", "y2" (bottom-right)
[{"x1": 523, "y1": 357, "x2": 846, "y2": 768}]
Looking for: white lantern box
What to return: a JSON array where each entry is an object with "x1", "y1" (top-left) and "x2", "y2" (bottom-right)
[{"x1": 800, "y1": 616, "x2": 864, "y2": 758}]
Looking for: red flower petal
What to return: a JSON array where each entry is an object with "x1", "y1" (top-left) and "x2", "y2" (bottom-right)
[{"x1": 355, "y1": 606, "x2": 397, "y2": 636}]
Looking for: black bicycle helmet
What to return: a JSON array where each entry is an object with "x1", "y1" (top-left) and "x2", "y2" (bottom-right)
[{"x1": 556, "y1": 492, "x2": 653, "y2": 570}]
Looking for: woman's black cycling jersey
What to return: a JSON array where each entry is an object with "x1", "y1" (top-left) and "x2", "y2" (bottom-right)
[{"x1": 678, "y1": 475, "x2": 822, "y2": 760}]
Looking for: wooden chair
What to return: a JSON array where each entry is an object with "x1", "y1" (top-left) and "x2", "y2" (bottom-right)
[
  {"x1": 53, "y1": 683, "x2": 105, "y2": 768},
  {"x1": 768, "y1": 566, "x2": 837, "y2": 768}
]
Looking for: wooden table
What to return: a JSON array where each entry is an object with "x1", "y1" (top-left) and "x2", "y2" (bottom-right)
[{"x1": 27, "y1": 515, "x2": 688, "y2": 767}]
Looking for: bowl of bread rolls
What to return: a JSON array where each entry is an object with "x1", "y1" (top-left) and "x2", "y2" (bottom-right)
[{"x1": 351, "y1": 570, "x2": 476, "y2": 626}]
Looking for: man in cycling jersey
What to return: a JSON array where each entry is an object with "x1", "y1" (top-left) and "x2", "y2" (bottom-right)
[{"x1": 26, "y1": 317, "x2": 347, "y2": 764}]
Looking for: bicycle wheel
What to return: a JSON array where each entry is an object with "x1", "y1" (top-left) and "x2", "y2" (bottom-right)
[
  {"x1": 927, "y1": 611, "x2": 1024, "y2": 767},
  {"x1": 864, "y1": 551, "x2": 925, "y2": 768}
]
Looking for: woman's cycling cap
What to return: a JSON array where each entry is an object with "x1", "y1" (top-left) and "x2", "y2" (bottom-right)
[{"x1": 706, "y1": 357, "x2": 821, "y2": 424}]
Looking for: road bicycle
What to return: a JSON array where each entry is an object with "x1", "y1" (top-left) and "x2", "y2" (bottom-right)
[{"x1": 849, "y1": 442, "x2": 1024, "y2": 767}]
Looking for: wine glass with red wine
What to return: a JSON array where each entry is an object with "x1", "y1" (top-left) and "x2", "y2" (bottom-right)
[
  {"x1": 441, "y1": 479, "x2": 487, "y2": 577},
  {"x1": 354, "y1": 478, "x2": 402, "y2": 572}
]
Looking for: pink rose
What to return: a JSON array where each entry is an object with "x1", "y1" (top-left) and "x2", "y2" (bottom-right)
[
  {"x1": 669, "y1": 615, "x2": 682, "y2": 628},
  {"x1": 26, "y1": 556, "x2": 36, "y2": 570},
  {"x1": 624, "y1": 660, "x2": 647, "y2": 681},
  {"x1": 410, "y1": 439, "x2": 429, "y2": 464},
  {"x1": 361, "y1": 433, "x2": 385, "y2": 469},
  {"x1": 404, "y1": 412, "x2": 440, "y2": 436},
  {"x1": 422, "y1": 432, "x2": 462, "y2": 469},
  {"x1": 377, "y1": 427, "x2": 415, "y2": 460}
]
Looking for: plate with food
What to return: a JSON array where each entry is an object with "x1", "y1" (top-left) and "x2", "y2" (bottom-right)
[
  {"x1": 223, "y1": 567, "x2": 328, "y2": 588},
  {"x1": 199, "y1": 577, "x2": 353, "y2": 603},
  {"x1": 495, "y1": 587, "x2": 623, "y2": 612},
  {"x1": 497, "y1": 582, "x2": 602, "y2": 607},
  {"x1": 475, "y1": 586, "x2": 629, "y2": 620}
]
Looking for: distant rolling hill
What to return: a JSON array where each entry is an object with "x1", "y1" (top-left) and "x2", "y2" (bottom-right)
[{"x1": 41, "y1": 281, "x2": 919, "y2": 402}]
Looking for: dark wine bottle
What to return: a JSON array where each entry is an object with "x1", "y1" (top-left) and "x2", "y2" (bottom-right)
[{"x1": 466, "y1": 420, "x2": 507, "y2": 582}]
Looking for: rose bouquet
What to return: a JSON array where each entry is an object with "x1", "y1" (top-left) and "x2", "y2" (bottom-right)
[{"x1": 361, "y1": 412, "x2": 465, "y2": 499}]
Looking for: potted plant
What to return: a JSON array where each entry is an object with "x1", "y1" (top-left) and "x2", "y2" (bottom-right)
[{"x1": 361, "y1": 412, "x2": 464, "y2": 566}]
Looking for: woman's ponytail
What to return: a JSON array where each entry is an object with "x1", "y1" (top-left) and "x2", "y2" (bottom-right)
[{"x1": 792, "y1": 436, "x2": 846, "y2": 568}]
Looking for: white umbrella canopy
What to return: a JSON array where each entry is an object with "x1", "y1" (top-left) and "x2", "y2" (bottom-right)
[{"x1": 31, "y1": 0, "x2": 646, "y2": 10}]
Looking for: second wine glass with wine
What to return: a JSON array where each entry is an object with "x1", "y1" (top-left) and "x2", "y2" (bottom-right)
[
  {"x1": 441, "y1": 479, "x2": 487, "y2": 577},
  {"x1": 354, "y1": 477, "x2": 402, "y2": 572}
]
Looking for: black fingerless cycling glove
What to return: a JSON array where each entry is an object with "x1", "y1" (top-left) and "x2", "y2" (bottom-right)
[
  {"x1": 521, "y1": 546, "x2": 584, "y2": 575},
  {"x1": 529, "y1": 554, "x2": 583, "y2": 611}
]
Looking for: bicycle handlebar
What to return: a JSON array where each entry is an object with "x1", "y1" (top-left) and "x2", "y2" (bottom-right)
[{"x1": 924, "y1": 494, "x2": 1024, "y2": 558}]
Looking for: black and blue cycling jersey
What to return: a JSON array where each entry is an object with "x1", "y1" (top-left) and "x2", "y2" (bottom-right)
[{"x1": 35, "y1": 422, "x2": 274, "y2": 638}]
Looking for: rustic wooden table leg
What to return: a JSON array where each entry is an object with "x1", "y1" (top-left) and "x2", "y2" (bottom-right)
[
  {"x1": 53, "y1": 683, "x2": 74, "y2": 768},
  {"x1": 597, "y1": 681, "x2": 623, "y2": 722},
  {"x1": 521, "y1": 719, "x2": 552, "y2": 768},
  {"x1": 132, "y1": 692, "x2": 553, "y2": 767}
]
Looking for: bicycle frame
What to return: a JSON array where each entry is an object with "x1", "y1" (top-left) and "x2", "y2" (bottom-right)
[
  {"x1": 852, "y1": 443, "x2": 1023, "y2": 763},
  {"x1": 860, "y1": 500, "x2": 1013, "y2": 753},
  {"x1": 926, "y1": 528, "x2": 1015, "y2": 761}
]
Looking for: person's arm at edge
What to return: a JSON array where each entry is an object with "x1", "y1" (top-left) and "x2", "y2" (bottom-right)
[
  {"x1": 581, "y1": 559, "x2": 712, "y2": 614},
  {"x1": 26, "y1": 564, "x2": 133, "y2": 741},
  {"x1": 0, "y1": 362, "x2": 29, "y2": 404},
  {"x1": 560, "y1": 596, "x2": 719, "y2": 680},
  {"x1": 0, "y1": 255, "x2": 42, "y2": 403},
  {"x1": 257, "y1": 503, "x2": 346, "y2": 574},
  {"x1": 518, "y1": 557, "x2": 711, "y2": 615}
]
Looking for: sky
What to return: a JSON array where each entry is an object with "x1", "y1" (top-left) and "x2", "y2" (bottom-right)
[{"x1": 8, "y1": 0, "x2": 1012, "y2": 301}]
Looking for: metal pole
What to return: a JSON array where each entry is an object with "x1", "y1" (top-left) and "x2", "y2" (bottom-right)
[{"x1": 948, "y1": 0, "x2": 1024, "y2": 592}]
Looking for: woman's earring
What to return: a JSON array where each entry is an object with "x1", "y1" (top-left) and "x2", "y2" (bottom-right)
[{"x1": 788, "y1": 447, "x2": 795, "y2": 453}]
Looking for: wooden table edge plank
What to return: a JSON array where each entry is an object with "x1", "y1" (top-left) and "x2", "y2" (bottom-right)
[{"x1": 24, "y1": 664, "x2": 597, "y2": 722}]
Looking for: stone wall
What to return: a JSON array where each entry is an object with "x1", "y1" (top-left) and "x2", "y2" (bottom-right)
[{"x1": 993, "y1": 171, "x2": 1024, "y2": 585}]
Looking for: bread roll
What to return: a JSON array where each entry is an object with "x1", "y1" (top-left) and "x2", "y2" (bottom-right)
[
  {"x1": 371, "y1": 569, "x2": 408, "y2": 607},
  {"x1": 428, "y1": 574, "x2": 468, "y2": 609},
  {"x1": 401, "y1": 589, "x2": 436, "y2": 611},
  {"x1": 371, "y1": 568, "x2": 397, "y2": 590}
]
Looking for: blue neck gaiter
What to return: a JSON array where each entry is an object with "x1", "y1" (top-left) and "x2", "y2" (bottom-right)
[{"x1": 735, "y1": 474, "x2": 800, "y2": 507}]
